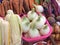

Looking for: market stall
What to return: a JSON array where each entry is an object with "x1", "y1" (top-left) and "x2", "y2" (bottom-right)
[{"x1": 0, "y1": 0, "x2": 60, "y2": 45}]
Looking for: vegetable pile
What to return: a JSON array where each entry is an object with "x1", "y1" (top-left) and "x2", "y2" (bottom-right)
[
  {"x1": 21, "y1": 7, "x2": 50, "y2": 38},
  {"x1": 0, "y1": 8, "x2": 51, "y2": 45}
]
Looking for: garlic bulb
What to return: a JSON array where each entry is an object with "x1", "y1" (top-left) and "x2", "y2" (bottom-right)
[{"x1": 40, "y1": 24, "x2": 50, "y2": 35}]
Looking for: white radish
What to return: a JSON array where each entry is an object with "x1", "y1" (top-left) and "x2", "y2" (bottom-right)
[{"x1": 40, "y1": 24, "x2": 50, "y2": 35}]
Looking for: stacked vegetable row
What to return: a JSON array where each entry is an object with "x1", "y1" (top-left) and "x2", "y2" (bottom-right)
[
  {"x1": 0, "y1": 8, "x2": 51, "y2": 45},
  {"x1": 0, "y1": 0, "x2": 44, "y2": 17},
  {"x1": 42, "y1": 0, "x2": 60, "y2": 41},
  {"x1": 0, "y1": 10, "x2": 22, "y2": 45},
  {"x1": 22, "y1": 8, "x2": 50, "y2": 38},
  {"x1": 52, "y1": 23, "x2": 60, "y2": 41}
]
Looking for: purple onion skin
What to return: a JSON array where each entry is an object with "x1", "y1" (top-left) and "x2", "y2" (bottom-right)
[{"x1": 51, "y1": 0, "x2": 59, "y2": 16}]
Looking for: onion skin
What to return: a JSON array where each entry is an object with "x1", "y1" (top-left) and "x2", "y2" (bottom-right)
[
  {"x1": 55, "y1": 34, "x2": 60, "y2": 40},
  {"x1": 33, "y1": 4, "x2": 44, "y2": 13},
  {"x1": 51, "y1": 34, "x2": 56, "y2": 40},
  {"x1": 27, "y1": 10, "x2": 38, "y2": 21},
  {"x1": 40, "y1": 25, "x2": 50, "y2": 35},
  {"x1": 53, "y1": 23, "x2": 60, "y2": 33},
  {"x1": 21, "y1": 17, "x2": 30, "y2": 33},
  {"x1": 36, "y1": 15, "x2": 46, "y2": 29},
  {"x1": 29, "y1": 28, "x2": 40, "y2": 38}
]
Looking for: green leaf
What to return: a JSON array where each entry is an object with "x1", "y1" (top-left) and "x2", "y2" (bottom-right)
[
  {"x1": 43, "y1": 25, "x2": 48, "y2": 29},
  {"x1": 37, "y1": 16, "x2": 41, "y2": 21}
]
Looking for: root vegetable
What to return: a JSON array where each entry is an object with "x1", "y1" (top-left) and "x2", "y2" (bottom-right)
[
  {"x1": 35, "y1": 15, "x2": 46, "y2": 29},
  {"x1": 27, "y1": 8, "x2": 38, "y2": 21},
  {"x1": 33, "y1": 4, "x2": 44, "y2": 13},
  {"x1": 40, "y1": 24, "x2": 50, "y2": 35}
]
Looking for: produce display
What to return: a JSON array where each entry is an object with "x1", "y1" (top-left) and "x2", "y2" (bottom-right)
[
  {"x1": 0, "y1": 10, "x2": 22, "y2": 45},
  {"x1": 0, "y1": 0, "x2": 60, "y2": 45},
  {"x1": 22, "y1": 8, "x2": 51, "y2": 38},
  {"x1": 0, "y1": 8, "x2": 52, "y2": 45}
]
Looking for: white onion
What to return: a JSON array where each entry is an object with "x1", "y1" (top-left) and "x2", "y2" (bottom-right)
[
  {"x1": 36, "y1": 15, "x2": 46, "y2": 29},
  {"x1": 22, "y1": 17, "x2": 30, "y2": 33},
  {"x1": 29, "y1": 21, "x2": 40, "y2": 38},
  {"x1": 33, "y1": 4, "x2": 44, "y2": 13},
  {"x1": 29, "y1": 28, "x2": 40, "y2": 38},
  {"x1": 27, "y1": 8, "x2": 38, "y2": 21},
  {"x1": 40, "y1": 25, "x2": 50, "y2": 35}
]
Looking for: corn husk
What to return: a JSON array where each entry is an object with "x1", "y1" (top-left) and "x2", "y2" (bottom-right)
[
  {"x1": 5, "y1": 13, "x2": 22, "y2": 45},
  {"x1": 2, "y1": 20, "x2": 10, "y2": 45},
  {"x1": 0, "y1": 20, "x2": 2, "y2": 45}
]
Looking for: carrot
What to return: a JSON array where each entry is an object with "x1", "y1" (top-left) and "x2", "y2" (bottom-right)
[
  {"x1": 22, "y1": 6, "x2": 25, "y2": 13},
  {"x1": 1, "y1": 3, "x2": 5, "y2": 17},
  {"x1": 0, "y1": 3, "x2": 2, "y2": 17},
  {"x1": 19, "y1": 0, "x2": 23, "y2": 14},
  {"x1": 24, "y1": 0, "x2": 30, "y2": 10},
  {"x1": 9, "y1": 0, "x2": 13, "y2": 10},
  {"x1": 12, "y1": 0, "x2": 19, "y2": 14},
  {"x1": 7, "y1": 1, "x2": 10, "y2": 10},
  {"x1": 28, "y1": 0, "x2": 34, "y2": 9},
  {"x1": 23, "y1": 0, "x2": 30, "y2": 13},
  {"x1": 2, "y1": 1, "x2": 9, "y2": 14}
]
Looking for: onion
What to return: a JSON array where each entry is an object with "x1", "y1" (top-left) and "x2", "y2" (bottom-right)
[
  {"x1": 29, "y1": 21, "x2": 40, "y2": 38},
  {"x1": 29, "y1": 28, "x2": 40, "y2": 38},
  {"x1": 40, "y1": 24, "x2": 50, "y2": 35},
  {"x1": 21, "y1": 17, "x2": 30, "y2": 33},
  {"x1": 33, "y1": 4, "x2": 44, "y2": 13},
  {"x1": 27, "y1": 8, "x2": 38, "y2": 21},
  {"x1": 53, "y1": 23, "x2": 60, "y2": 33},
  {"x1": 35, "y1": 15, "x2": 46, "y2": 29}
]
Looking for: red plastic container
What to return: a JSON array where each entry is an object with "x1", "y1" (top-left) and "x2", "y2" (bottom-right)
[{"x1": 22, "y1": 20, "x2": 53, "y2": 42}]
